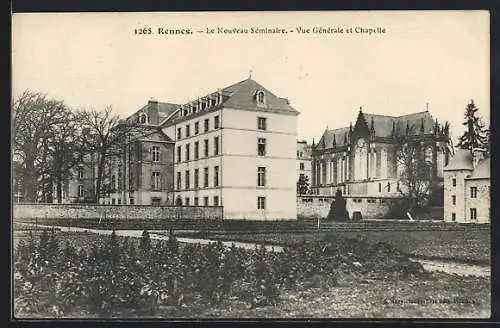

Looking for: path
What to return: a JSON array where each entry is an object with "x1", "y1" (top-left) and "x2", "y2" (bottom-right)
[{"x1": 16, "y1": 223, "x2": 489, "y2": 277}]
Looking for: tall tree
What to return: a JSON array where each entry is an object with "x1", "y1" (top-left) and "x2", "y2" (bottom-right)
[
  {"x1": 395, "y1": 131, "x2": 434, "y2": 213},
  {"x1": 13, "y1": 91, "x2": 69, "y2": 202},
  {"x1": 81, "y1": 107, "x2": 149, "y2": 203},
  {"x1": 456, "y1": 100, "x2": 488, "y2": 151}
]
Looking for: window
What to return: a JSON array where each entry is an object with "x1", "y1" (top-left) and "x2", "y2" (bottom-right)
[
  {"x1": 257, "y1": 92, "x2": 265, "y2": 104},
  {"x1": 451, "y1": 213, "x2": 456, "y2": 221},
  {"x1": 111, "y1": 175, "x2": 116, "y2": 190},
  {"x1": 177, "y1": 127, "x2": 182, "y2": 140},
  {"x1": 214, "y1": 115, "x2": 220, "y2": 129},
  {"x1": 470, "y1": 187, "x2": 478, "y2": 198},
  {"x1": 151, "y1": 172, "x2": 161, "y2": 190},
  {"x1": 129, "y1": 171, "x2": 134, "y2": 191},
  {"x1": 378, "y1": 183, "x2": 382, "y2": 193},
  {"x1": 204, "y1": 167, "x2": 209, "y2": 187},
  {"x1": 470, "y1": 208, "x2": 477, "y2": 221},
  {"x1": 186, "y1": 124, "x2": 191, "y2": 137},
  {"x1": 118, "y1": 199, "x2": 122, "y2": 205},
  {"x1": 204, "y1": 196, "x2": 209, "y2": 206},
  {"x1": 152, "y1": 146, "x2": 160, "y2": 162},
  {"x1": 214, "y1": 136, "x2": 220, "y2": 155},
  {"x1": 452, "y1": 178, "x2": 456, "y2": 187},
  {"x1": 387, "y1": 182, "x2": 391, "y2": 193},
  {"x1": 204, "y1": 139, "x2": 209, "y2": 157},
  {"x1": 213, "y1": 196, "x2": 219, "y2": 206},
  {"x1": 257, "y1": 196, "x2": 266, "y2": 209},
  {"x1": 139, "y1": 114, "x2": 147, "y2": 124},
  {"x1": 452, "y1": 195, "x2": 456, "y2": 205},
  {"x1": 397, "y1": 181, "x2": 401, "y2": 192},
  {"x1": 177, "y1": 146, "x2": 181, "y2": 163},
  {"x1": 194, "y1": 168, "x2": 199, "y2": 188},
  {"x1": 258, "y1": 117, "x2": 267, "y2": 130},
  {"x1": 152, "y1": 198, "x2": 161, "y2": 206},
  {"x1": 185, "y1": 197, "x2": 190, "y2": 206},
  {"x1": 185, "y1": 170, "x2": 190, "y2": 190},
  {"x1": 214, "y1": 166, "x2": 220, "y2": 187},
  {"x1": 194, "y1": 141, "x2": 199, "y2": 159},
  {"x1": 77, "y1": 167, "x2": 84, "y2": 179},
  {"x1": 258, "y1": 138, "x2": 267, "y2": 156},
  {"x1": 299, "y1": 163, "x2": 304, "y2": 170},
  {"x1": 176, "y1": 172, "x2": 181, "y2": 190},
  {"x1": 185, "y1": 144, "x2": 190, "y2": 161},
  {"x1": 112, "y1": 198, "x2": 116, "y2": 205},
  {"x1": 194, "y1": 122, "x2": 200, "y2": 135},
  {"x1": 204, "y1": 119, "x2": 209, "y2": 132},
  {"x1": 258, "y1": 167, "x2": 266, "y2": 187},
  {"x1": 194, "y1": 197, "x2": 199, "y2": 206},
  {"x1": 78, "y1": 185, "x2": 84, "y2": 197}
]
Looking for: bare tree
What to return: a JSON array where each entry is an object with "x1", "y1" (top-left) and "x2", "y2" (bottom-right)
[
  {"x1": 13, "y1": 91, "x2": 69, "y2": 202},
  {"x1": 394, "y1": 135, "x2": 434, "y2": 213},
  {"x1": 81, "y1": 107, "x2": 149, "y2": 203},
  {"x1": 49, "y1": 109, "x2": 89, "y2": 203}
]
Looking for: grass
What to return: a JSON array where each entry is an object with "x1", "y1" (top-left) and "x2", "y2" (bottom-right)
[
  {"x1": 12, "y1": 229, "x2": 491, "y2": 319},
  {"x1": 188, "y1": 229, "x2": 490, "y2": 265}
]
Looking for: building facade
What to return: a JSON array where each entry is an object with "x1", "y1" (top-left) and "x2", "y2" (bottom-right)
[
  {"x1": 297, "y1": 140, "x2": 313, "y2": 185},
  {"x1": 311, "y1": 109, "x2": 451, "y2": 198},
  {"x1": 161, "y1": 78, "x2": 300, "y2": 220},
  {"x1": 443, "y1": 148, "x2": 490, "y2": 223},
  {"x1": 55, "y1": 100, "x2": 177, "y2": 205}
]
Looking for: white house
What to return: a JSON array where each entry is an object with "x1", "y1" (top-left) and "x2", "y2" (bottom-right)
[
  {"x1": 443, "y1": 148, "x2": 490, "y2": 223},
  {"x1": 161, "y1": 78, "x2": 300, "y2": 220}
]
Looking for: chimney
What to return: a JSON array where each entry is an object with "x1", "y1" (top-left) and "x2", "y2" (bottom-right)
[{"x1": 471, "y1": 148, "x2": 486, "y2": 169}]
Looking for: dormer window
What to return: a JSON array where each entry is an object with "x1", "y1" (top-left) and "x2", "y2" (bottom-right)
[
  {"x1": 139, "y1": 113, "x2": 148, "y2": 124},
  {"x1": 256, "y1": 90, "x2": 266, "y2": 105}
]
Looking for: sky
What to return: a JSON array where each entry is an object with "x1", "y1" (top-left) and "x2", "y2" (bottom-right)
[{"x1": 12, "y1": 11, "x2": 490, "y2": 144}]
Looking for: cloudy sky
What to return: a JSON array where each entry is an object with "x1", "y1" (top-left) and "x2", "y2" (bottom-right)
[{"x1": 12, "y1": 11, "x2": 489, "y2": 144}]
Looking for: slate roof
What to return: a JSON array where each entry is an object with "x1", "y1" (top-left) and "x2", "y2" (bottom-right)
[
  {"x1": 467, "y1": 157, "x2": 490, "y2": 179},
  {"x1": 316, "y1": 110, "x2": 438, "y2": 151},
  {"x1": 363, "y1": 111, "x2": 436, "y2": 138},
  {"x1": 318, "y1": 127, "x2": 351, "y2": 148},
  {"x1": 126, "y1": 101, "x2": 180, "y2": 126},
  {"x1": 221, "y1": 78, "x2": 299, "y2": 114},
  {"x1": 443, "y1": 148, "x2": 474, "y2": 171}
]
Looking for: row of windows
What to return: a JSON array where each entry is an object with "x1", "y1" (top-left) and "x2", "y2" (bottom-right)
[
  {"x1": 177, "y1": 116, "x2": 220, "y2": 140},
  {"x1": 179, "y1": 195, "x2": 266, "y2": 209},
  {"x1": 378, "y1": 182, "x2": 400, "y2": 193},
  {"x1": 176, "y1": 137, "x2": 220, "y2": 162},
  {"x1": 177, "y1": 166, "x2": 219, "y2": 190},
  {"x1": 301, "y1": 198, "x2": 386, "y2": 204},
  {"x1": 183, "y1": 196, "x2": 219, "y2": 207},
  {"x1": 176, "y1": 116, "x2": 267, "y2": 141},
  {"x1": 179, "y1": 94, "x2": 223, "y2": 118}
]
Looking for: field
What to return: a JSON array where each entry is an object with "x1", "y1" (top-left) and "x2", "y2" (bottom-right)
[
  {"x1": 12, "y1": 228, "x2": 491, "y2": 319},
  {"x1": 185, "y1": 229, "x2": 491, "y2": 265}
]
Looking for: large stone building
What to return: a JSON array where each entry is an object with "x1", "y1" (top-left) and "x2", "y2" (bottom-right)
[
  {"x1": 160, "y1": 78, "x2": 300, "y2": 220},
  {"x1": 55, "y1": 100, "x2": 177, "y2": 205},
  {"x1": 443, "y1": 148, "x2": 490, "y2": 223},
  {"x1": 311, "y1": 108, "x2": 451, "y2": 198},
  {"x1": 297, "y1": 140, "x2": 313, "y2": 184}
]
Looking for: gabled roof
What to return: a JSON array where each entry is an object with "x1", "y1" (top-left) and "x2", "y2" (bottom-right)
[
  {"x1": 318, "y1": 127, "x2": 351, "y2": 149},
  {"x1": 363, "y1": 111, "x2": 436, "y2": 138},
  {"x1": 466, "y1": 157, "x2": 490, "y2": 179},
  {"x1": 221, "y1": 78, "x2": 299, "y2": 114},
  {"x1": 443, "y1": 148, "x2": 474, "y2": 171}
]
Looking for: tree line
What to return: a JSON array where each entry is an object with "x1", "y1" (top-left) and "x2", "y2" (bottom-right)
[{"x1": 12, "y1": 90, "x2": 148, "y2": 204}]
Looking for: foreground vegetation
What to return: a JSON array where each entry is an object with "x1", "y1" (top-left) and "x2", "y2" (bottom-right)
[{"x1": 13, "y1": 230, "x2": 490, "y2": 318}]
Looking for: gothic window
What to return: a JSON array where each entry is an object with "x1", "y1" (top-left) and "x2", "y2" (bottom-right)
[
  {"x1": 139, "y1": 113, "x2": 148, "y2": 124},
  {"x1": 425, "y1": 146, "x2": 433, "y2": 164}
]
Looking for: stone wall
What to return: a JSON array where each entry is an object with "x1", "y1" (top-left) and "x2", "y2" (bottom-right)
[
  {"x1": 13, "y1": 204, "x2": 223, "y2": 221},
  {"x1": 297, "y1": 195, "x2": 396, "y2": 219}
]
